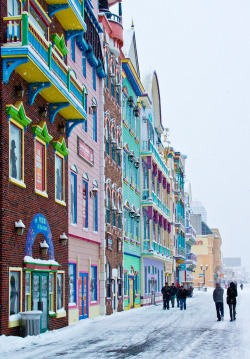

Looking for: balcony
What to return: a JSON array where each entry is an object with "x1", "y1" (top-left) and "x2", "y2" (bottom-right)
[
  {"x1": 45, "y1": 0, "x2": 87, "y2": 33},
  {"x1": 141, "y1": 140, "x2": 169, "y2": 177},
  {"x1": 2, "y1": 13, "x2": 86, "y2": 135},
  {"x1": 185, "y1": 225, "x2": 196, "y2": 245},
  {"x1": 142, "y1": 190, "x2": 170, "y2": 220},
  {"x1": 142, "y1": 240, "x2": 172, "y2": 262},
  {"x1": 186, "y1": 252, "x2": 197, "y2": 268},
  {"x1": 99, "y1": 12, "x2": 123, "y2": 47},
  {"x1": 174, "y1": 247, "x2": 186, "y2": 264}
]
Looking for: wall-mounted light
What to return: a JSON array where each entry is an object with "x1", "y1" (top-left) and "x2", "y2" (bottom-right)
[
  {"x1": 134, "y1": 158, "x2": 140, "y2": 168},
  {"x1": 116, "y1": 146, "x2": 122, "y2": 153},
  {"x1": 89, "y1": 98, "x2": 97, "y2": 115},
  {"x1": 14, "y1": 85, "x2": 24, "y2": 98},
  {"x1": 133, "y1": 106, "x2": 139, "y2": 118},
  {"x1": 143, "y1": 117, "x2": 148, "y2": 123},
  {"x1": 39, "y1": 106, "x2": 48, "y2": 118},
  {"x1": 135, "y1": 213, "x2": 140, "y2": 222},
  {"x1": 89, "y1": 187, "x2": 98, "y2": 198},
  {"x1": 115, "y1": 82, "x2": 120, "y2": 87},
  {"x1": 128, "y1": 151, "x2": 134, "y2": 162},
  {"x1": 129, "y1": 209, "x2": 135, "y2": 218},
  {"x1": 60, "y1": 232, "x2": 68, "y2": 246},
  {"x1": 15, "y1": 220, "x2": 25, "y2": 236},
  {"x1": 112, "y1": 206, "x2": 118, "y2": 213},
  {"x1": 110, "y1": 71, "x2": 115, "y2": 78},
  {"x1": 40, "y1": 240, "x2": 49, "y2": 255},
  {"x1": 127, "y1": 96, "x2": 134, "y2": 107}
]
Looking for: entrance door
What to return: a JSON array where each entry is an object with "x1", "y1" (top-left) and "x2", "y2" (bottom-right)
[
  {"x1": 129, "y1": 278, "x2": 134, "y2": 308},
  {"x1": 79, "y1": 273, "x2": 88, "y2": 320},
  {"x1": 32, "y1": 272, "x2": 49, "y2": 333}
]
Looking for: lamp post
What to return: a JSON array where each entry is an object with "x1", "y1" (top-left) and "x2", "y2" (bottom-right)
[{"x1": 200, "y1": 264, "x2": 208, "y2": 287}]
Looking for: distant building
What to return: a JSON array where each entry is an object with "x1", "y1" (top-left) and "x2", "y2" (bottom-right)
[
  {"x1": 223, "y1": 257, "x2": 247, "y2": 284},
  {"x1": 191, "y1": 201, "x2": 207, "y2": 223}
]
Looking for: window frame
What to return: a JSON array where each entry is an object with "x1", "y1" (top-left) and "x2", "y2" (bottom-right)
[
  {"x1": 35, "y1": 138, "x2": 47, "y2": 197},
  {"x1": 69, "y1": 263, "x2": 77, "y2": 305},
  {"x1": 92, "y1": 66, "x2": 96, "y2": 91},
  {"x1": 56, "y1": 271, "x2": 65, "y2": 317},
  {"x1": 9, "y1": 268, "x2": 22, "y2": 326},
  {"x1": 83, "y1": 180, "x2": 88, "y2": 229},
  {"x1": 93, "y1": 192, "x2": 98, "y2": 232},
  {"x1": 25, "y1": 271, "x2": 31, "y2": 311},
  {"x1": 49, "y1": 272, "x2": 54, "y2": 313},
  {"x1": 55, "y1": 152, "x2": 65, "y2": 205},
  {"x1": 90, "y1": 265, "x2": 97, "y2": 303},
  {"x1": 9, "y1": 120, "x2": 25, "y2": 188},
  {"x1": 92, "y1": 110, "x2": 97, "y2": 142},
  {"x1": 71, "y1": 172, "x2": 77, "y2": 225}
]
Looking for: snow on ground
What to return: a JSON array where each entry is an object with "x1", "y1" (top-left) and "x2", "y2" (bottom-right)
[{"x1": 1, "y1": 285, "x2": 249, "y2": 359}]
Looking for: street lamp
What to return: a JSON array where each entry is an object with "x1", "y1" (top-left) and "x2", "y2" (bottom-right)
[{"x1": 200, "y1": 264, "x2": 208, "y2": 287}]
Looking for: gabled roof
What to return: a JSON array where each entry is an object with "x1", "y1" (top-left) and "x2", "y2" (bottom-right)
[{"x1": 123, "y1": 24, "x2": 140, "y2": 78}]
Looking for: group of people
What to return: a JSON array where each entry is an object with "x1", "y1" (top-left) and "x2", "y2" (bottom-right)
[
  {"x1": 213, "y1": 282, "x2": 238, "y2": 322},
  {"x1": 161, "y1": 283, "x2": 189, "y2": 311}
]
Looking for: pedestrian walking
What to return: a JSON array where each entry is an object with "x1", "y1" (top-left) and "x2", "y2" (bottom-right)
[
  {"x1": 176, "y1": 284, "x2": 180, "y2": 307},
  {"x1": 161, "y1": 282, "x2": 172, "y2": 310},
  {"x1": 240, "y1": 283, "x2": 243, "y2": 290},
  {"x1": 170, "y1": 283, "x2": 177, "y2": 308},
  {"x1": 227, "y1": 282, "x2": 238, "y2": 321},
  {"x1": 213, "y1": 283, "x2": 224, "y2": 321},
  {"x1": 177, "y1": 285, "x2": 188, "y2": 310}
]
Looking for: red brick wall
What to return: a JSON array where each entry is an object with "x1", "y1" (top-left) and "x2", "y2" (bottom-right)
[{"x1": 0, "y1": 0, "x2": 69, "y2": 334}]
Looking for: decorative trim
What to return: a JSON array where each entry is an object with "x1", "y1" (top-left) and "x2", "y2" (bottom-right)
[
  {"x1": 28, "y1": 82, "x2": 52, "y2": 106},
  {"x1": 53, "y1": 137, "x2": 69, "y2": 158},
  {"x1": 6, "y1": 101, "x2": 32, "y2": 128},
  {"x1": 48, "y1": 3, "x2": 69, "y2": 18},
  {"x1": 49, "y1": 102, "x2": 70, "y2": 123},
  {"x1": 52, "y1": 34, "x2": 68, "y2": 56},
  {"x1": 65, "y1": 30, "x2": 85, "y2": 41},
  {"x1": 32, "y1": 121, "x2": 53, "y2": 144},
  {"x1": 67, "y1": 119, "x2": 85, "y2": 137}
]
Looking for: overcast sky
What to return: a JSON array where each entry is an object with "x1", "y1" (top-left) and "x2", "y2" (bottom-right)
[{"x1": 118, "y1": 0, "x2": 250, "y2": 271}]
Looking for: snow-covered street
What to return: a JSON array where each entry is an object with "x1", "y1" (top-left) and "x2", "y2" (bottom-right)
[{"x1": 1, "y1": 286, "x2": 249, "y2": 359}]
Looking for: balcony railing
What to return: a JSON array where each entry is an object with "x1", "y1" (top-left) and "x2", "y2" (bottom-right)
[
  {"x1": 3, "y1": 13, "x2": 86, "y2": 122},
  {"x1": 186, "y1": 252, "x2": 197, "y2": 263},
  {"x1": 141, "y1": 140, "x2": 169, "y2": 177},
  {"x1": 185, "y1": 226, "x2": 196, "y2": 238},
  {"x1": 106, "y1": 12, "x2": 122, "y2": 23}
]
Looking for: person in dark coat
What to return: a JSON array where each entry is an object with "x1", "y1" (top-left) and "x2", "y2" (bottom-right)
[
  {"x1": 177, "y1": 285, "x2": 188, "y2": 310},
  {"x1": 170, "y1": 283, "x2": 177, "y2": 308},
  {"x1": 240, "y1": 283, "x2": 243, "y2": 290},
  {"x1": 161, "y1": 282, "x2": 172, "y2": 310},
  {"x1": 227, "y1": 281, "x2": 237, "y2": 321},
  {"x1": 213, "y1": 283, "x2": 224, "y2": 321},
  {"x1": 176, "y1": 284, "x2": 180, "y2": 307}
]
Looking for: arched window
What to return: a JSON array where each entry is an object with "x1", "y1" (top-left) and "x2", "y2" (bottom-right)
[
  {"x1": 118, "y1": 197, "x2": 122, "y2": 229},
  {"x1": 105, "y1": 52, "x2": 109, "y2": 88},
  {"x1": 116, "y1": 72, "x2": 120, "y2": 105},
  {"x1": 111, "y1": 63, "x2": 115, "y2": 97},
  {"x1": 106, "y1": 124, "x2": 110, "y2": 155},
  {"x1": 130, "y1": 216, "x2": 134, "y2": 239},
  {"x1": 112, "y1": 193, "x2": 116, "y2": 226},
  {"x1": 112, "y1": 127, "x2": 115, "y2": 161},
  {"x1": 123, "y1": 152, "x2": 127, "y2": 178},
  {"x1": 107, "y1": 263, "x2": 111, "y2": 298},
  {"x1": 117, "y1": 134, "x2": 121, "y2": 167},
  {"x1": 107, "y1": 189, "x2": 111, "y2": 224}
]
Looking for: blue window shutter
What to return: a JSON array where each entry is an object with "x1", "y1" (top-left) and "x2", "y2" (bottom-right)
[
  {"x1": 82, "y1": 51, "x2": 86, "y2": 77},
  {"x1": 71, "y1": 38, "x2": 75, "y2": 62}
]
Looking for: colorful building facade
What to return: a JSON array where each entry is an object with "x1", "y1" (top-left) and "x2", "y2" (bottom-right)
[
  {"x1": 67, "y1": 0, "x2": 105, "y2": 323},
  {"x1": 98, "y1": 0, "x2": 124, "y2": 315},
  {"x1": 140, "y1": 71, "x2": 173, "y2": 305}
]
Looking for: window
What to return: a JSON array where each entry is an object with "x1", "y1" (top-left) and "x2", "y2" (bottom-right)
[
  {"x1": 123, "y1": 211, "x2": 127, "y2": 235},
  {"x1": 122, "y1": 94, "x2": 127, "y2": 121},
  {"x1": 92, "y1": 110, "x2": 97, "y2": 142},
  {"x1": 55, "y1": 154, "x2": 64, "y2": 202},
  {"x1": 8, "y1": 0, "x2": 21, "y2": 16},
  {"x1": 153, "y1": 224, "x2": 156, "y2": 242},
  {"x1": 82, "y1": 51, "x2": 86, "y2": 77},
  {"x1": 90, "y1": 266, "x2": 97, "y2": 302},
  {"x1": 118, "y1": 265, "x2": 122, "y2": 297},
  {"x1": 49, "y1": 273, "x2": 54, "y2": 312},
  {"x1": 92, "y1": 67, "x2": 96, "y2": 91},
  {"x1": 148, "y1": 266, "x2": 150, "y2": 274},
  {"x1": 118, "y1": 197, "x2": 122, "y2": 229},
  {"x1": 35, "y1": 140, "x2": 46, "y2": 193},
  {"x1": 107, "y1": 263, "x2": 111, "y2": 298},
  {"x1": 134, "y1": 274, "x2": 138, "y2": 294},
  {"x1": 82, "y1": 87, "x2": 88, "y2": 132},
  {"x1": 157, "y1": 180, "x2": 160, "y2": 198},
  {"x1": 111, "y1": 64, "x2": 114, "y2": 97},
  {"x1": 93, "y1": 193, "x2": 98, "y2": 232},
  {"x1": 107, "y1": 189, "x2": 111, "y2": 224},
  {"x1": 10, "y1": 122, "x2": 22, "y2": 182},
  {"x1": 10, "y1": 270, "x2": 20, "y2": 316},
  {"x1": 71, "y1": 37, "x2": 75, "y2": 62},
  {"x1": 130, "y1": 217, "x2": 134, "y2": 239},
  {"x1": 158, "y1": 226, "x2": 161, "y2": 243},
  {"x1": 29, "y1": 5, "x2": 47, "y2": 39},
  {"x1": 158, "y1": 269, "x2": 160, "y2": 292},
  {"x1": 106, "y1": 125, "x2": 110, "y2": 155},
  {"x1": 123, "y1": 152, "x2": 127, "y2": 178},
  {"x1": 130, "y1": 161, "x2": 133, "y2": 184},
  {"x1": 25, "y1": 272, "x2": 31, "y2": 311},
  {"x1": 105, "y1": 53, "x2": 109, "y2": 88},
  {"x1": 124, "y1": 272, "x2": 127, "y2": 296},
  {"x1": 69, "y1": 263, "x2": 76, "y2": 304},
  {"x1": 116, "y1": 72, "x2": 120, "y2": 105},
  {"x1": 71, "y1": 172, "x2": 77, "y2": 224},
  {"x1": 128, "y1": 104, "x2": 133, "y2": 129},
  {"x1": 83, "y1": 180, "x2": 88, "y2": 228},
  {"x1": 117, "y1": 134, "x2": 121, "y2": 166},
  {"x1": 57, "y1": 273, "x2": 64, "y2": 310},
  {"x1": 135, "y1": 167, "x2": 138, "y2": 189},
  {"x1": 152, "y1": 174, "x2": 155, "y2": 193},
  {"x1": 161, "y1": 270, "x2": 163, "y2": 289},
  {"x1": 112, "y1": 194, "x2": 116, "y2": 226},
  {"x1": 112, "y1": 128, "x2": 115, "y2": 161},
  {"x1": 136, "y1": 220, "x2": 139, "y2": 241},
  {"x1": 144, "y1": 267, "x2": 147, "y2": 294}
]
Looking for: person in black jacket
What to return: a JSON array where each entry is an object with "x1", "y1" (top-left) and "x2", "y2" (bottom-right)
[
  {"x1": 161, "y1": 283, "x2": 172, "y2": 310},
  {"x1": 227, "y1": 282, "x2": 238, "y2": 321},
  {"x1": 177, "y1": 286, "x2": 188, "y2": 310},
  {"x1": 170, "y1": 283, "x2": 177, "y2": 308}
]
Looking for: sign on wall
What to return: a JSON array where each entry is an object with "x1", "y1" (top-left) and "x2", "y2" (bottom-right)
[{"x1": 77, "y1": 137, "x2": 94, "y2": 166}]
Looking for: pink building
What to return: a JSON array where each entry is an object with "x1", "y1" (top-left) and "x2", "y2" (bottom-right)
[{"x1": 67, "y1": 0, "x2": 105, "y2": 323}]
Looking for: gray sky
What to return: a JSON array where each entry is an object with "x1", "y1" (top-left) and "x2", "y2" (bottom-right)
[{"x1": 119, "y1": 0, "x2": 250, "y2": 270}]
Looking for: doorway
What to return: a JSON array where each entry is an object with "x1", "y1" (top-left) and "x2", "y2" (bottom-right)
[
  {"x1": 32, "y1": 272, "x2": 49, "y2": 333},
  {"x1": 79, "y1": 273, "x2": 88, "y2": 320},
  {"x1": 128, "y1": 277, "x2": 134, "y2": 308}
]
